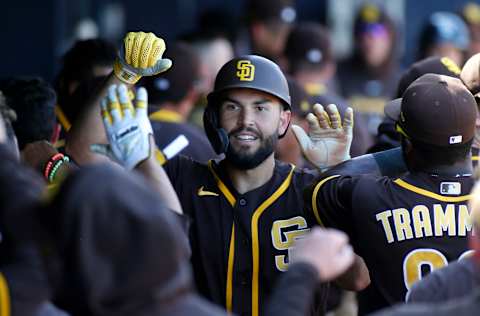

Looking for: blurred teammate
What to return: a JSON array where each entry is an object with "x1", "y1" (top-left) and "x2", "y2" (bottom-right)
[
  {"x1": 368, "y1": 56, "x2": 462, "y2": 153},
  {"x1": 337, "y1": 3, "x2": 401, "y2": 138},
  {"x1": 54, "y1": 39, "x2": 116, "y2": 135},
  {"x1": 460, "y1": 2, "x2": 480, "y2": 58},
  {"x1": 285, "y1": 22, "x2": 372, "y2": 155},
  {"x1": 371, "y1": 183, "x2": 480, "y2": 315},
  {"x1": 83, "y1": 31, "x2": 365, "y2": 316},
  {"x1": 0, "y1": 77, "x2": 56, "y2": 151},
  {"x1": 236, "y1": 0, "x2": 296, "y2": 63},
  {"x1": 306, "y1": 74, "x2": 477, "y2": 314},
  {"x1": 419, "y1": 12, "x2": 470, "y2": 66},
  {"x1": 140, "y1": 42, "x2": 217, "y2": 162}
]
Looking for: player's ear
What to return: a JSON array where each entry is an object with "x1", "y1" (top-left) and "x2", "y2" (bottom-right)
[{"x1": 278, "y1": 109, "x2": 291, "y2": 136}]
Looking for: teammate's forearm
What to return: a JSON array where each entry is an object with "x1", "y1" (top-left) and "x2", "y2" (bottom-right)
[
  {"x1": 135, "y1": 141, "x2": 183, "y2": 215},
  {"x1": 265, "y1": 262, "x2": 319, "y2": 316},
  {"x1": 335, "y1": 254, "x2": 370, "y2": 291},
  {"x1": 65, "y1": 73, "x2": 123, "y2": 165}
]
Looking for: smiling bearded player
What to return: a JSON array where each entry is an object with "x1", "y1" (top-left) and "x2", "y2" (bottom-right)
[{"x1": 84, "y1": 32, "x2": 364, "y2": 316}]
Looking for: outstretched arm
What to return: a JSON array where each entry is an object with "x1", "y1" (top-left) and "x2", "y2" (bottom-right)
[
  {"x1": 65, "y1": 32, "x2": 172, "y2": 165},
  {"x1": 335, "y1": 255, "x2": 370, "y2": 291},
  {"x1": 91, "y1": 83, "x2": 182, "y2": 214},
  {"x1": 266, "y1": 228, "x2": 355, "y2": 316}
]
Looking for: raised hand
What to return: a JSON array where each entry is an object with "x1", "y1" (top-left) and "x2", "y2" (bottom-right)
[
  {"x1": 291, "y1": 103, "x2": 353, "y2": 169},
  {"x1": 290, "y1": 227, "x2": 354, "y2": 282},
  {"x1": 114, "y1": 32, "x2": 172, "y2": 84},
  {"x1": 91, "y1": 84, "x2": 153, "y2": 169}
]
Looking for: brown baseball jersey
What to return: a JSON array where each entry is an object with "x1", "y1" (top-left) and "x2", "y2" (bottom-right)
[
  {"x1": 165, "y1": 156, "x2": 326, "y2": 316},
  {"x1": 306, "y1": 171, "x2": 474, "y2": 314}
]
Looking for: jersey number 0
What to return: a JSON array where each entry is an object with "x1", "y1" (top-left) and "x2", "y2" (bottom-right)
[{"x1": 403, "y1": 248, "x2": 474, "y2": 300}]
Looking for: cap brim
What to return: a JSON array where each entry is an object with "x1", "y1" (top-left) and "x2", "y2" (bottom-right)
[{"x1": 384, "y1": 98, "x2": 402, "y2": 121}]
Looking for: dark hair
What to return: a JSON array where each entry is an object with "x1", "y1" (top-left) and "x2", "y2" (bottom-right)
[
  {"x1": 246, "y1": 0, "x2": 294, "y2": 24},
  {"x1": 55, "y1": 39, "x2": 116, "y2": 121},
  {"x1": 409, "y1": 137, "x2": 473, "y2": 166},
  {"x1": 68, "y1": 75, "x2": 108, "y2": 126},
  {"x1": 0, "y1": 78, "x2": 56, "y2": 150}
]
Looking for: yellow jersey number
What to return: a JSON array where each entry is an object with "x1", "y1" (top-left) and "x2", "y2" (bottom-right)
[{"x1": 403, "y1": 248, "x2": 474, "y2": 300}]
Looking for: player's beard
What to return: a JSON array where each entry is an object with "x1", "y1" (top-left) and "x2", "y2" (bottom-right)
[{"x1": 226, "y1": 127, "x2": 278, "y2": 170}]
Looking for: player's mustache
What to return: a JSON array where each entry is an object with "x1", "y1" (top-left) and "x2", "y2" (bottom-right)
[{"x1": 228, "y1": 126, "x2": 262, "y2": 139}]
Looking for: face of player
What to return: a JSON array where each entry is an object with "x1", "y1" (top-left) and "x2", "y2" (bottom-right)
[
  {"x1": 359, "y1": 29, "x2": 392, "y2": 68},
  {"x1": 219, "y1": 88, "x2": 291, "y2": 170}
]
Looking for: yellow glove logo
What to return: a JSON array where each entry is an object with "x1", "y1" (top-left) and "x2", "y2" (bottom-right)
[{"x1": 236, "y1": 60, "x2": 255, "y2": 81}]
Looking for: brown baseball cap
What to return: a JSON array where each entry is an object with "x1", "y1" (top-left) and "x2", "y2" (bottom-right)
[
  {"x1": 395, "y1": 56, "x2": 461, "y2": 98},
  {"x1": 246, "y1": 0, "x2": 296, "y2": 24},
  {"x1": 461, "y1": 52, "x2": 480, "y2": 97},
  {"x1": 285, "y1": 22, "x2": 332, "y2": 73},
  {"x1": 389, "y1": 74, "x2": 477, "y2": 146},
  {"x1": 385, "y1": 57, "x2": 461, "y2": 121}
]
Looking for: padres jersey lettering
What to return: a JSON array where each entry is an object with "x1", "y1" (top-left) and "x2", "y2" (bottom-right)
[
  {"x1": 271, "y1": 216, "x2": 310, "y2": 272},
  {"x1": 306, "y1": 172, "x2": 474, "y2": 314},
  {"x1": 376, "y1": 203, "x2": 472, "y2": 243},
  {"x1": 164, "y1": 156, "x2": 324, "y2": 316}
]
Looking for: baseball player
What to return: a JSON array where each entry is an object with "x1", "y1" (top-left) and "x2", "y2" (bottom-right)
[
  {"x1": 305, "y1": 74, "x2": 477, "y2": 314},
  {"x1": 370, "y1": 183, "x2": 480, "y2": 316},
  {"x1": 89, "y1": 32, "x2": 362, "y2": 316},
  {"x1": 322, "y1": 55, "x2": 478, "y2": 180},
  {"x1": 163, "y1": 54, "x2": 360, "y2": 316}
]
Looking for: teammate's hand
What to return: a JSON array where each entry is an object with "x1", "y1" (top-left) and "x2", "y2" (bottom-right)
[
  {"x1": 113, "y1": 32, "x2": 172, "y2": 84},
  {"x1": 290, "y1": 227, "x2": 354, "y2": 282},
  {"x1": 91, "y1": 84, "x2": 153, "y2": 169},
  {"x1": 291, "y1": 103, "x2": 353, "y2": 169}
]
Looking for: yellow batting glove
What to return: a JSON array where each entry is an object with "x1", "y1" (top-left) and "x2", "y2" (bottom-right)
[
  {"x1": 92, "y1": 84, "x2": 153, "y2": 169},
  {"x1": 114, "y1": 32, "x2": 173, "y2": 84}
]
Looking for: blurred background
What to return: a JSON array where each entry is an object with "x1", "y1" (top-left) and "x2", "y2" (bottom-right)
[
  {"x1": 4, "y1": 0, "x2": 480, "y2": 157},
  {"x1": 1, "y1": 0, "x2": 478, "y2": 82}
]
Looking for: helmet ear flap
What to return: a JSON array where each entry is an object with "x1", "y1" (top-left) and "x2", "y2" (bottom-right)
[
  {"x1": 278, "y1": 121, "x2": 291, "y2": 139},
  {"x1": 278, "y1": 108, "x2": 292, "y2": 139},
  {"x1": 203, "y1": 104, "x2": 229, "y2": 154}
]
